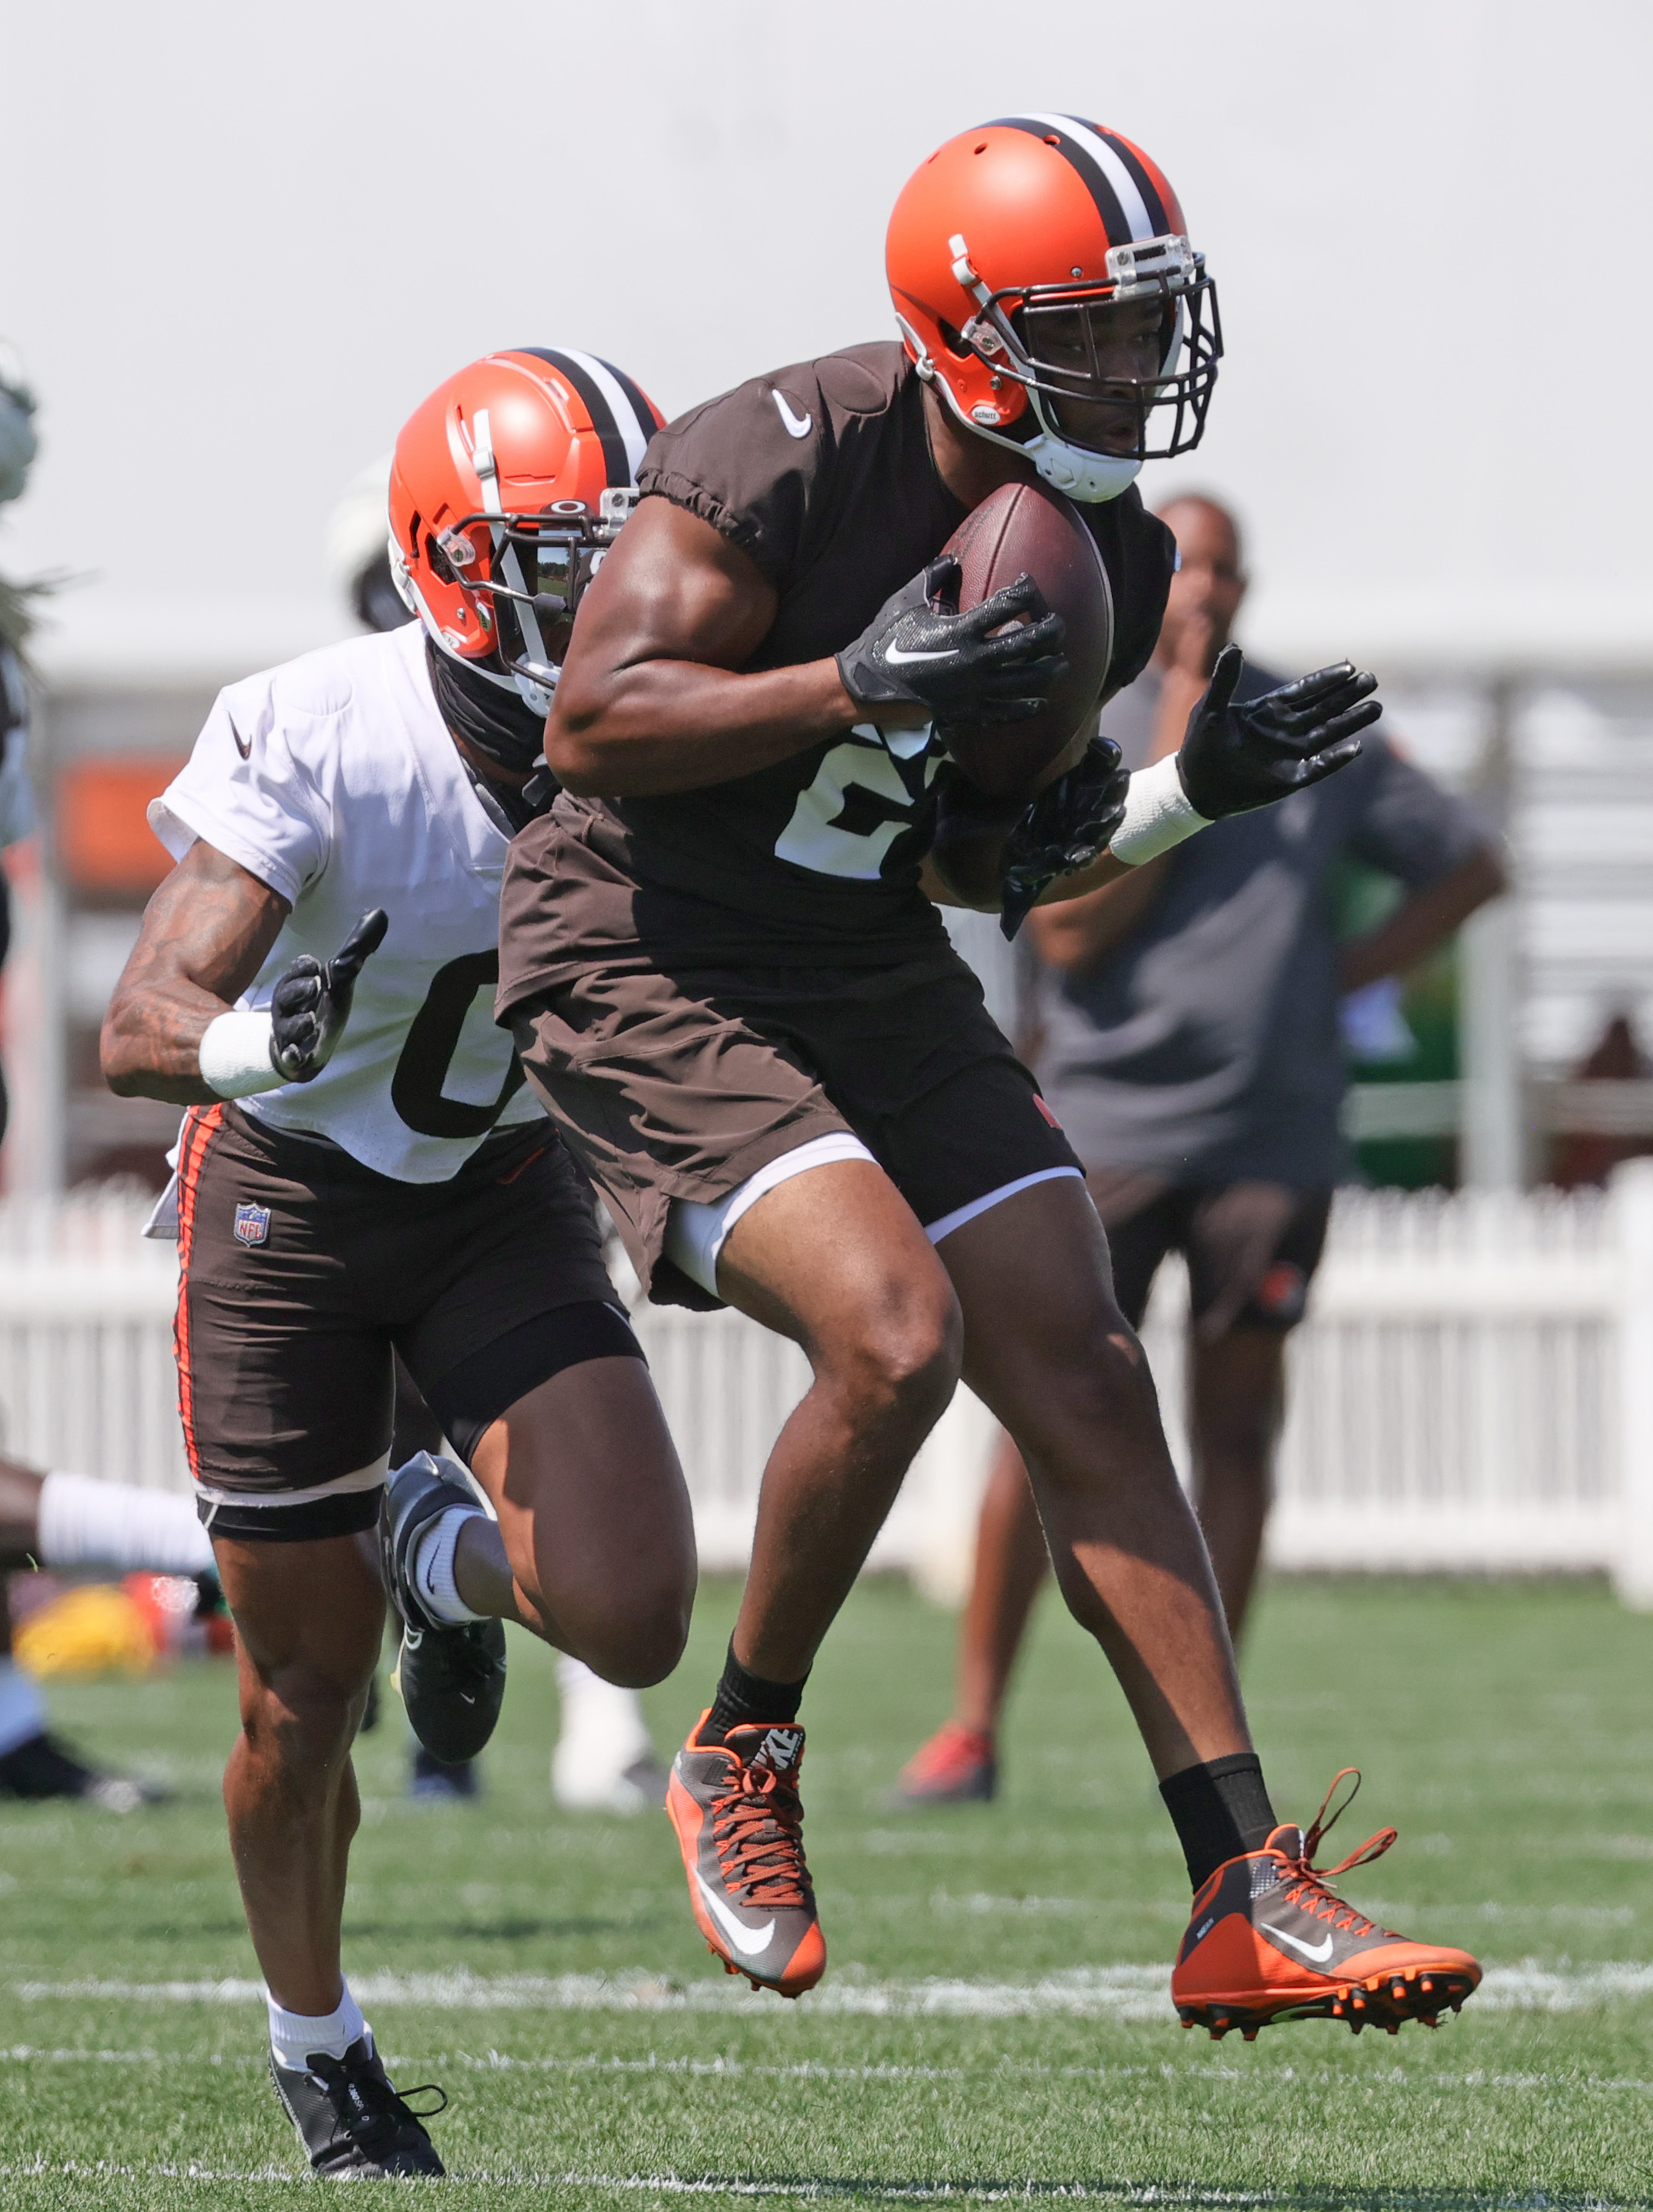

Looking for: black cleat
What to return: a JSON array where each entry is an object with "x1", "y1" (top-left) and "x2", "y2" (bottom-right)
[
  {"x1": 379, "y1": 1454, "x2": 507, "y2": 1765},
  {"x1": 269, "y1": 2035, "x2": 446, "y2": 2177},
  {"x1": 0, "y1": 1730, "x2": 164, "y2": 1812}
]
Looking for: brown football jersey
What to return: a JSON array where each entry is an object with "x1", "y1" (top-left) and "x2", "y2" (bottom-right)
[{"x1": 510, "y1": 342, "x2": 1173, "y2": 971}]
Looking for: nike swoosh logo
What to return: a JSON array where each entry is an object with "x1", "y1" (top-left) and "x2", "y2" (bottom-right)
[
  {"x1": 1259, "y1": 1920, "x2": 1336, "y2": 1965},
  {"x1": 695, "y1": 1870, "x2": 775, "y2": 1958},
  {"x1": 228, "y1": 714, "x2": 252, "y2": 760},
  {"x1": 770, "y1": 390, "x2": 813, "y2": 440},
  {"x1": 883, "y1": 643, "x2": 956, "y2": 666}
]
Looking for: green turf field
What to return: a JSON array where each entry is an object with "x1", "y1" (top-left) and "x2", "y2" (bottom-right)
[{"x1": 1, "y1": 1572, "x2": 1650, "y2": 2208}]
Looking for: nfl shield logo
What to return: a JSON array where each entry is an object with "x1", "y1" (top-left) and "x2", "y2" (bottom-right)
[{"x1": 233, "y1": 1202, "x2": 271, "y2": 1249}]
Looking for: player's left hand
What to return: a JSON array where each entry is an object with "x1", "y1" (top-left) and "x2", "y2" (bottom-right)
[
  {"x1": 1176, "y1": 644, "x2": 1379, "y2": 820},
  {"x1": 998, "y1": 739, "x2": 1129, "y2": 941},
  {"x1": 269, "y1": 908, "x2": 389, "y2": 1083}
]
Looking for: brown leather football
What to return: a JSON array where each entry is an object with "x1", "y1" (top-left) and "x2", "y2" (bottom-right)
[{"x1": 939, "y1": 479, "x2": 1113, "y2": 800}]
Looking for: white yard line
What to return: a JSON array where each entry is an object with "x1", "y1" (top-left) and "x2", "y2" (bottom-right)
[
  {"x1": 0, "y1": 2161, "x2": 1641, "y2": 2206},
  {"x1": 8, "y1": 1967, "x2": 1173, "y2": 2018},
  {"x1": 0, "y1": 2161, "x2": 1286, "y2": 2201},
  {"x1": 6, "y1": 2045, "x2": 1652, "y2": 2099},
  {"x1": 12, "y1": 1959, "x2": 1653, "y2": 2018}
]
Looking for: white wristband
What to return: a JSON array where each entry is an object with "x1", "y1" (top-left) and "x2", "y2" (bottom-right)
[
  {"x1": 198, "y1": 1009, "x2": 283, "y2": 1098},
  {"x1": 1108, "y1": 753, "x2": 1212, "y2": 866}
]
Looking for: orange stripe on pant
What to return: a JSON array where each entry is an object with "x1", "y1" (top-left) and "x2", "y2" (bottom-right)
[{"x1": 172, "y1": 1102, "x2": 224, "y2": 1487}]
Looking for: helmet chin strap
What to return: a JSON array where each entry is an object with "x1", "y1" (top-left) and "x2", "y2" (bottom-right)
[{"x1": 928, "y1": 364, "x2": 1141, "y2": 505}]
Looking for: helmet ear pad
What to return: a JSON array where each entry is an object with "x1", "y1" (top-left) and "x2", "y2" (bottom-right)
[{"x1": 893, "y1": 290, "x2": 1032, "y2": 441}]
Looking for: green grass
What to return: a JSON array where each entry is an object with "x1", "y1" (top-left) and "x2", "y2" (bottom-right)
[{"x1": 2, "y1": 1573, "x2": 1652, "y2": 2207}]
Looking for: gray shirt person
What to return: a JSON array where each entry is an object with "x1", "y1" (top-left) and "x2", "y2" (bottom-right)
[{"x1": 1033, "y1": 661, "x2": 1487, "y2": 1189}]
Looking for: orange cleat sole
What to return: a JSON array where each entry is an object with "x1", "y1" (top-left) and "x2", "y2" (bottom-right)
[{"x1": 1176, "y1": 1959, "x2": 1480, "y2": 2040}]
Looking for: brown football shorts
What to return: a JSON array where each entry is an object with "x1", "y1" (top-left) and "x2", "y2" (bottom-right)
[
  {"x1": 505, "y1": 942, "x2": 1082, "y2": 1311},
  {"x1": 174, "y1": 1103, "x2": 635, "y2": 1539}
]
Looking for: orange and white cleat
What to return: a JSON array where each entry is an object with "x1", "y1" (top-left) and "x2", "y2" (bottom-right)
[
  {"x1": 666, "y1": 1712, "x2": 825, "y2": 1998},
  {"x1": 1171, "y1": 1770, "x2": 1481, "y2": 2041}
]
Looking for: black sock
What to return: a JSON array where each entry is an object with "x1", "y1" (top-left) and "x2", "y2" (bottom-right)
[
  {"x1": 702, "y1": 1640, "x2": 808, "y2": 1745},
  {"x1": 1160, "y1": 1753, "x2": 1277, "y2": 1892}
]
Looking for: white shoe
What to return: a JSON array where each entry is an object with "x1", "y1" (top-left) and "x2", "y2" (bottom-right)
[{"x1": 552, "y1": 1656, "x2": 667, "y2": 1813}]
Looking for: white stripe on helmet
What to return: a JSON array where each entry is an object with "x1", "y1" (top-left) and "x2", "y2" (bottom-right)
[
  {"x1": 1022, "y1": 111, "x2": 1157, "y2": 243},
  {"x1": 560, "y1": 349, "x2": 652, "y2": 482}
]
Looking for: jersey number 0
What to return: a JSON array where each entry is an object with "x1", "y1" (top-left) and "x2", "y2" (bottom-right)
[{"x1": 390, "y1": 951, "x2": 526, "y2": 1139}]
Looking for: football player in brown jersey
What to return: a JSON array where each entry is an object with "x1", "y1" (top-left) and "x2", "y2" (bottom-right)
[{"x1": 495, "y1": 116, "x2": 1481, "y2": 2040}]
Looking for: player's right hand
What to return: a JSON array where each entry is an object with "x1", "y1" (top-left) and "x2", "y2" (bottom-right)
[
  {"x1": 836, "y1": 555, "x2": 1068, "y2": 724},
  {"x1": 1176, "y1": 645, "x2": 1379, "y2": 819},
  {"x1": 269, "y1": 908, "x2": 389, "y2": 1084}
]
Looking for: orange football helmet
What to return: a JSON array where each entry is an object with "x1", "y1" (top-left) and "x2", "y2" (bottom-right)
[
  {"x1": 389, "y1": 347, "x2": 662, "y2": 713},
  {"x1": 886, "y1": 116, "x2": 1220, "y2": 502}
]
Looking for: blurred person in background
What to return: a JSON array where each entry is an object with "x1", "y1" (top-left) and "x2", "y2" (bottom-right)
[
  {"x1": 897, "y1": 492, "x2": 1506, "y2": 1806},
  {"x1": 0, "y1": 341, "x2": 217, "y2": 1809},
  {"x1": 326, "y1": 459, "x2": 669, "y2": 1817}
]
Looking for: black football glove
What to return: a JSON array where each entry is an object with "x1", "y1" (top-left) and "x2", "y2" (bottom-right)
[
  {"x1": 1176, "y1": 643, "x2": 1379, "y2": 820},
  {"x1": 268, "y1": 909, "x2": 388, "y2": 1083},
  {"x1": 998, "y1": 738, "x2": 1129, "y2": 941},
  {"x1": 836, "y1": 555, "x2": 1068, "y2": 725}
]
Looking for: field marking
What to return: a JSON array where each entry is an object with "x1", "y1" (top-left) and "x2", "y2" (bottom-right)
[
  {"x1": 9, "y1": 1967, "x2": 1173, "y2": 2019},
  {"x1": 4, "y1": 2044, "x2": 1652, "y2": 2101},
  {"x1": 14, "y1": 1960, "x2": 1653, "y2": 2018},
  {"x1": 0, "y1": 2161, "x2": 1643, "y2": 2208}
]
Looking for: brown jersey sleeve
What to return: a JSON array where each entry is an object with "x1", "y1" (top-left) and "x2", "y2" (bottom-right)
[
  {"x1": 637, "y1": 367, "x2": 833, "y2": 590},
  {"x1": 637, "y1": 344, "x2": 909, "y2": 595}
]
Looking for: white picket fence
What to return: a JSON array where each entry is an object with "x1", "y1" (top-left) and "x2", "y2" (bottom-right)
[{"x1": 2, "y1": 1172, "x2": 1650, "y2": 1604}]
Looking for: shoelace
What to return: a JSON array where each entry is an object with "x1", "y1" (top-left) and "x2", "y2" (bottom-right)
[
  {"x1": 308, "y1": 2052, "x2": 448, "y2": 2151},
  {"x1": 1278, "y1": 1768, "x2": 1399, "y2": 1940},
  {"x1": 711, "y1": 1754, "x2": 810, "y2": 1911}
]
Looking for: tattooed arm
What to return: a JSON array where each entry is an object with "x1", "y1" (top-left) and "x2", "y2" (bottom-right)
[{"x1": 101, "y1": 841, "x2": 290, "y2": 1103}]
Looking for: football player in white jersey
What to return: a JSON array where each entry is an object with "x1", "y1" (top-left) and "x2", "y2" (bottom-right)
[{"x1": 101, "y1": 349, "x2": 695, "y2": 2181}]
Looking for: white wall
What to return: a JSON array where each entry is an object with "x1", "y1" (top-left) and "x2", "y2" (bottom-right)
[{"x1": 3, "y1": 0, "x2": 1649, "y2": 679}]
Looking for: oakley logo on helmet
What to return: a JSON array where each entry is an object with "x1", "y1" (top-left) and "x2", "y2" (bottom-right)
[{"x1": 886, "y1": 114, "x2": 1221, "y2": 503}]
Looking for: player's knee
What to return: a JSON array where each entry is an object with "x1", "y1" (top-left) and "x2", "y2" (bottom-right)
[
  {"x1": 511, "y1": 1528, "x2": 693, "y2": 1686},
  {"x1": 561, "y1": 1574, "x2": 692, "y2": 1689},
  {"x1": 240, "y1": 1659, "x2": 373, "y2": 1774},
  {"x1": 1026, "y1": 1314, "x2": 1160, "y2": 1460},
  {"x1": 832, "y1": 1273, "x2": 962, "y2": 1432}
]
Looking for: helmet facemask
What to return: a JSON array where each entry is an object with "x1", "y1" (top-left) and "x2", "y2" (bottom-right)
[
  {"x1": 940, "y1": 232, "x2": 1221, "y2": 500},
  {"x1": 408, "y1": 475, "x2": 637, "y2": 718}
]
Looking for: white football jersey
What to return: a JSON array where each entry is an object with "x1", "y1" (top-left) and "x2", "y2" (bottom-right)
[{"x1": 150, "y1": 623, "x2": 544, "y2": 1184}]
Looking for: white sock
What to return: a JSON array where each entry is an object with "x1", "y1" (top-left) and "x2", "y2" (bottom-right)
[
  {"x1": 409, "y1": 1504, "x2": 487, "y2": 1626},
  {"x1": 555, "y1": 1654, "x2": 652, "y2": 1765},
  {"x1": 266, "y1": 1981, "x2": 370, "y2": 2073},
  {"x1": 0, "y1": 1657, "x2": 48, "y2": 1759},
  {"x1": 36, "y1": 1471, "x2": 215, "y2": 1577}
]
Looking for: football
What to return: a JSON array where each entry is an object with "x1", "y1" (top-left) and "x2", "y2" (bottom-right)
[{"x1": 938, "y1": 478, "x2": 1113, "y2": 800}]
